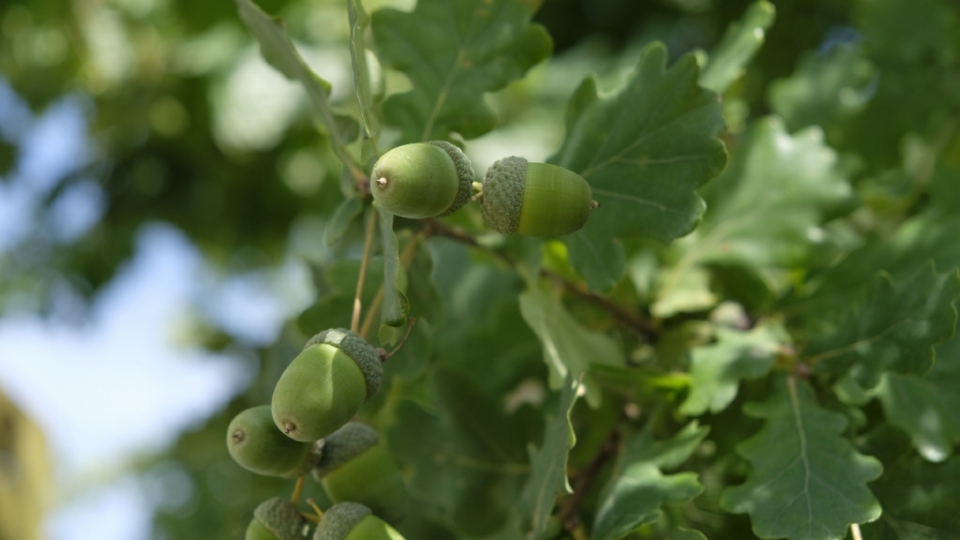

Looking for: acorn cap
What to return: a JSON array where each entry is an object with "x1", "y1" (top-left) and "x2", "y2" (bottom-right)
[
  {"x1": 312, "y1": 422, "x2": 380, "y2": 479},
  {"x1": 253, "y1": 497, "x2": 305, "y2": 540},
  {"x1": 305, "y1": 329, "x2": 382, "y2": 399},
  {"x1": 313, "y1": 502, "x2": 371, "y2": 540},
  {"x1": 480, "y1": 156, "x2": 527, "y2": 234},
  {"x1": 427, "y1": 140, "x2": 474, "y2": 217}
]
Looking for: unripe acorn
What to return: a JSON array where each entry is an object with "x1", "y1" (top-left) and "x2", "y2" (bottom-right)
[
  {"x1": 480, "y1": 156, "x2": 594, "y2": 237},
  {"x1": 272, "y1": 329, "x2": 382, "y2": 442},
  {"x1": 246, "y1": 497, "x2": 307, "y2": 540},
  {"x1": 314, "y1": 502, "x2": 407, "y2": 540},
  {"x1": 312, "y1": 422, "x2": 408, "y2": 524},
  {"x1": 227, "y1": 405, "x2": 323, "y2": 478},
  {"x1": 370, "y1": 140, "x2": 474, "y2": 219}
]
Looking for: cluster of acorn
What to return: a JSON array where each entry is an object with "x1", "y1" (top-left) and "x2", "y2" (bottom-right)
[
  {"x1": 370, "y1": 141, "x2": 596, "y2": 237},
  {"x1": 227, "y1": 328, "x2": 407, "y2": 540}
]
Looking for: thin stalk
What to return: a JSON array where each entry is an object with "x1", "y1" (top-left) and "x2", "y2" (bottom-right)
[
  {"x1": 359, "y1": 236, "x2": 421, "y2": 340},
  {"x1": 352, "y1": 209, "x2": 378, "y2": 333},
  {"x1": 290, "y1": 475, "x2": 305, "y2": 503}
]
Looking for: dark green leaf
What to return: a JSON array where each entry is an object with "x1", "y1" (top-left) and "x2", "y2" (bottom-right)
[
  {"x1": 700, "y1": 1, "x2": 776, "y2": 94},
  {"x1": 520, "y1": 376, "x2": 579, "y2": 540},
  {"x1": 592, "y1": 423, "x2": 708, "y2": 540},
  {"x1": 553, "y1": 42, "x2": 727, "y2": 291},
  {"x1": 681, "y1": 322, "x2": 788, "y2": 416},
  {"x1": 876, "y1": 331, "x2": 960, "y2": 462},
  {"x1": 371, "y1": 0, "x2": 551, "y2": 142},
  {"x1": 721, "y1": 376, "x2": 883, "y2": 540},
  {"x1": 807, "y1": 264, "x2": 960, "y2": 388}
]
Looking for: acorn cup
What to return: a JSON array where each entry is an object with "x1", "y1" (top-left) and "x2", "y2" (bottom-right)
[
  {"x1": 227, "y1": 405, "x2": 323, "y2": 478},
  {"x1": 313, "y1": 502, "x2": 407, "y2": 540},
  {"x1": 479, "y1": 156, "x2": 594, "y2": 237},
  {"x1": 272, "y1": 329, "x2": 383, "y2": 442},
  {"x1": 312, "y1": 422, "x2": 408, "y2": 524},
  {"x1": 370, "y1": 140, "x2": 474, "y2": 219},
  {"x1": 246, "y1": 497, "x2": 308, "y2": 540}
]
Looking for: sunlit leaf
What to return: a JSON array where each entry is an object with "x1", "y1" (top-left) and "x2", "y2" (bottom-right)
[
  {"x1": 681, "y1": 321, "x2": 788, "y2": 416},
  {"x1": 655, "y1": 117, "x2": 850, "y2": 316}
]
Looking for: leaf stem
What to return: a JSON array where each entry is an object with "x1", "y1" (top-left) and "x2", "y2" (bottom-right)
[
  {"x1": 851, "y1": 524, "x2": 863, "y2": 540},
  {"x1": 352, "y1": 209, "x2": 378, "y2": 333}
]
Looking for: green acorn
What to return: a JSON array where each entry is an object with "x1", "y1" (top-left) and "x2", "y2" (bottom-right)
[
  {"x1": 272, "y1": 329, "x2": 382, "y2": 442},
  {"x1": 312, "y1": 422, "x2": 407, "y2": 524},
  {"x1": 227, "y1": 405, "x2": 323, "y2": 478},
  {"x1": 313, "y1": 502, "x2": 406, "y2": 540},
  {"x1": 479, "y1": 156, "x2": 594, "y2": 237},
  {"x1": 246, "y1": 497, "x2": 307, "y2": 540},
  {"x1": 370, "y1": 141, "x2": 474, "y2": 219}
]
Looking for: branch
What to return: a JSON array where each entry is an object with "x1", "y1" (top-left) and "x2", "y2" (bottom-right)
[{"x1": 423, "y1": 220, "x2": 658, "y2": 341}]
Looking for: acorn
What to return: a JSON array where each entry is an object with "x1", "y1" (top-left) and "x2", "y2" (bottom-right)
[
  {"x1": 370, "y1": 140, "x2": 474, "y2": 219},
  {"x1": 272, "y1": 329, "x2": 382, "y2": 442},
  {"x1": 227, "y1": 405, "x2": 323, "y2": 478},
  {"x1": 479, "y1": 156, "x2": 594, "y2": 237},
  {"x1": 246, "y1": 497, "x2": 307, "y2": 540},
  {"x1": 313, "y1": 502, "x2": 406, "y2": 540},
  {"x1": 312, "y1": 422, "x2": 407, "y2": 524}
]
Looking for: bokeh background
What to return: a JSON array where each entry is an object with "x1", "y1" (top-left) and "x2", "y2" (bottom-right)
[{"x1": 1, "y1": 0, "x2": 956, "y2": 538}]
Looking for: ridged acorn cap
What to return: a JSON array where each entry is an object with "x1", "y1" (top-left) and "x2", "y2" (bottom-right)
[
  {"x1": 305, "y1": 329, "x2": 382, "y2": 399},
  {"x1": 313, "y1": 502, "x2": 371, "y2": 540},
  {"x1": 312, "y1": 422, "x2": 380, "y2": 479},
  {"x1": 427, "y1": 141, "x2": 474, "y2": 217},
  {"x1": 481, "y1": 157, "x2": 593, "y2": 237},
  {"x1": 251, "y1": 497, "x2": 305, "y2": 540},
  {"x1": 480, "y1": 156, "x2": 527, "y2": 234}
]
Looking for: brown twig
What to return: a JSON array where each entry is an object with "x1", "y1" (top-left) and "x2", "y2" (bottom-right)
[
  {"x1": 423, "y1": 220, "x2": 658, "y2": 341},
  {"x1": 358, "y1": 235, "x2": 422, "y2": 340},
  {"x1": 351, "y1": 209, "x2": 378, "y2": 333},
  {"x1": 557, "y1": 424, "x2": 622, "y2": 530}
]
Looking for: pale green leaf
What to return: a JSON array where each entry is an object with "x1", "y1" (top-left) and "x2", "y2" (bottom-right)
[
  {"x1": 370, "y1": 0, "x2": 551, "y2": 142},
  {"x1": 348, "y1": 0, "x2": 379, "y2": 138},
  {"x1": 519, "y1": 276, "x2": 623, "y2": 406},
  {"x1": 520, "y1": 376, "x2": 580, "y2": 540},
  {"x1": 236, "y1": 0, "x2": 361, "y2": 174},
  {"x1": 324, "y1": 197, "x2": 364, "y2": 246},
  {"x1": 681, "y1": 322, "x2": 788, "y2": 416},
  {"x1": 721, "y1": 376, "x2": 883, "y2": 540},
  {"x1": 807, "y1": 264, "x2": 960, "y2": 388},
  {"x1": 700, "y1": 1, "x2": 776, "y2": 94},
  {"x1": 554, "y1": 43, "x2": 727, "y2": 291},
  {"x1": 669, "y1": 528, "x2": 708, "y2": 540},
  {"x1": 592, "y1": 423, "x2": 708, "y2": 540},
  {"x1": 860, "y1": 455, "x2": 960, "y2": 540},
  {"x1": 769, "y1": 44, "x2": 876, "y2": 132},
  {"x1": 376, "y1": 206, "x2": 409, "y2": 343},
  {"x1": 655, "y1": 117, "x2": 850, "y2": 316}
]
